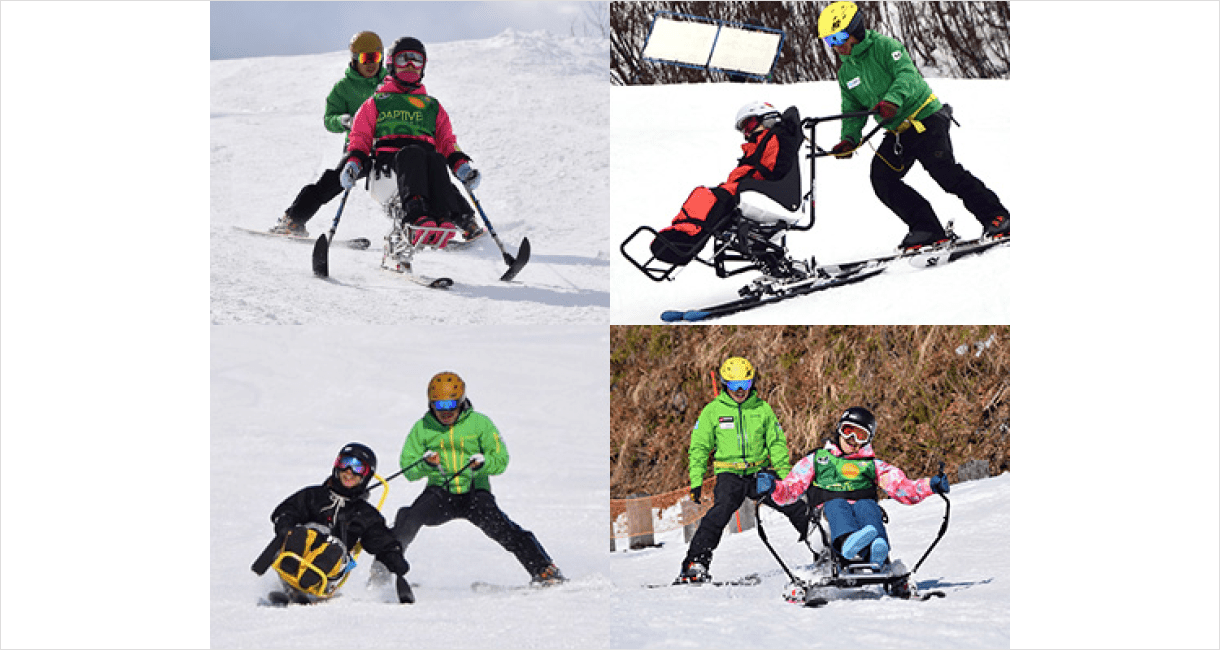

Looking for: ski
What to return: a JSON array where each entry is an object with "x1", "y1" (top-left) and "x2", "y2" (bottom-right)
[
  {"x1": 234, "y1": 225, "x2": 370, "y2": 250},
  {"x1": 802, "y1": 589, "x2": 945, "y2": 608},
  {"x1": 660, "y1": 266, "x2": 886, "y2": 323},
  {"x1": 645, "y1": 573, "x2": 763, "y2": 588},
  {"x1": 381, "y1": 267, "x2": 454, "y2": 290},
  {"x1": 470, "y1": 580, "x2": 566, "y2": 593},
  {"x1": 818, "y1": 235, "x2": 1009, "y2": 277}
]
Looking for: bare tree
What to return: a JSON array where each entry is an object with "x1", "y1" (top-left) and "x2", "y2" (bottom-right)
[{"x1": 611, "y1": 1, "x2": 1009, "y2": 85}]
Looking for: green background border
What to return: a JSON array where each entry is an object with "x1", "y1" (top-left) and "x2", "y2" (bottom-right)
[{"x1": 2, "y1": 1, "x2": 1220, "y2": 648}]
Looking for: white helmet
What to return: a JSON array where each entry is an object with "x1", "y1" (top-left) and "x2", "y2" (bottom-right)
[{"x1": 734, "y1": 101, "x2": 781, "y2": 133}]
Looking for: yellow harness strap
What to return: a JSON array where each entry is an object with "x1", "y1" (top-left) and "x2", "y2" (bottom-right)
[
  {"x1": 713, "y1": 460, "x2": 762, "y2": 470},
  {"x1": 889, "y1": 93, "x2": 938, "y2": 134}
]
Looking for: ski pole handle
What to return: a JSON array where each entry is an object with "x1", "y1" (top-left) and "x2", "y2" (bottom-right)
[{"x1": 367, "y1": 457, "x2": 428, "y2": 491}]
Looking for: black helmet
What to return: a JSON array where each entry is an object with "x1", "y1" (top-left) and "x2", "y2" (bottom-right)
[
  {"x1": 331, "y1": 442, "x2": 377, "y2": 496},
  {"x1": 836, "y1": 406, "x2": 877, "y2": 445},
  {"x1": 389, "y1": 36, "x2": 427, "y2": 85}
]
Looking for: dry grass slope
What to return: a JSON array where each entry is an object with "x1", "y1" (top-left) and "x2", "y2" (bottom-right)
[{"x1": 610, "y1": 325, "x2": 1010, "y2": 498}]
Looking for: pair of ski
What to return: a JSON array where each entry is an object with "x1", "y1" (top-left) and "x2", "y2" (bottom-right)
[{"x1": 661, "y1": 235, "x2": 1009, "y2": 322}]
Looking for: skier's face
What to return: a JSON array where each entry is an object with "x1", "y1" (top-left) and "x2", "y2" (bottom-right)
[
  {"x1": 338, "y1": 467, "x2": 363, "y2": 488},
  {"x1": 434, "y1": 407, "x2": 459, "y2": 425},
  {"x1": 354, "y1": 51, "x2": 383, "y2": 78},
  {"x1": 832, "y1": 35, "x2": 858, "y2": 56}
]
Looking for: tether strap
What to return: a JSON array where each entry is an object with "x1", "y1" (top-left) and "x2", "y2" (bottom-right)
[
  {"x1": 714, "y1": 460, "x2": 764, "y2": 470},
  {"x1": 888, "y1": 93, "x2": 937, "y2": 135}
]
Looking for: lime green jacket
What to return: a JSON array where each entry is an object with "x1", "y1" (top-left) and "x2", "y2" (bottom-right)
[
  {"x1": 399, "y1": 408, "x2": 508, "y2": 494},
  {"x1": 323, "y1": 64, "x2": 389, "y2": 143},
  {"x1": 688, "y1": 390, "x2": 793, "y2": 489},
  {"x1": 836, "y1": 30, "x2": 942, "y2": 143}
]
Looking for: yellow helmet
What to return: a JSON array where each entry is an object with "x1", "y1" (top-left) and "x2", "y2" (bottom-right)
[
  {"x1": 349, "y1": 30, "x2": 383, "y2": 55},
  {"x1": 818, "y1": 1, "x2": 862, "y2": 39},
  {"x1": 718, "y1": 357, "x2": 756, "y2": 382},
  {"x1": 427, "y1": 371, "x2": 466, "y2": 408}
]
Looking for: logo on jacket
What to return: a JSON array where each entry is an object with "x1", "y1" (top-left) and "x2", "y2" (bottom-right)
[
  {"x1": 846, "y1": 77, "x2": 861, "y2": 90},
  {"x1": 407, "y1": 96, "x2": 428, "y2": 109},
  {"x1": 892, "y1": 51, "x2": 902, "y2": 61},
  {"x1": 718, "y1": 416, "x2": 735, "y2": 429},
  {"x1": 842, "y1": 463, "x2": 860, "y2": 479}
]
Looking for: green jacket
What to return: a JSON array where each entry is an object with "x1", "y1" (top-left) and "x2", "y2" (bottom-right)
[
  {"x1": 835, "y1": 30, "x2": 942, "y2": 143},
  {"x1": 323, "y1": 64, "x2": 389, "y2": 143},
  {"x1": 399, "y1": 408, "x2": 509, "y2": 495},
  {"x1": 688, "y1": 390, "x2": 793, "y2": 489}
]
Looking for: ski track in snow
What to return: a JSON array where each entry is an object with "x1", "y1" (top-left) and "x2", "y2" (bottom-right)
[{"x1": 211, "y1": 31, "x2": 610, "y2": 325}]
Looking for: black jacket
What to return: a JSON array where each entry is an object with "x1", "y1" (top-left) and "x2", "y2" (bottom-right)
[{"x1": 270, "y1": 479, "x2": 409, "y2": 575}]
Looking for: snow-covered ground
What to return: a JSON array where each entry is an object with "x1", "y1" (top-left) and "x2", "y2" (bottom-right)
[
  {"x1": 611, "y1": 79, "x2": 1011, "y2": 324},
  {"x1": 212, "y1": 324, "x2": 1009, "y2": 649},
  {"x1": 210, "y1": 30, "x2": 610, "y2": 324}
]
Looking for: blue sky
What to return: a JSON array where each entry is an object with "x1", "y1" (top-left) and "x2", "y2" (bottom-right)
[{"x1": 211, "y1": 1, "x2": 604, "y2": 59}]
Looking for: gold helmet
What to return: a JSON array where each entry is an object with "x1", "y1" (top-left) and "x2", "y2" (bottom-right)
[
  {"x1": 349, "y1": 30, "x2": 383, "y2": 55},
  {"x1": 427, "y1": 371, "x2": 466, "y2": 411},
  {"x1": 818, "y1": 1, "x2": 863, "y2": 40}
]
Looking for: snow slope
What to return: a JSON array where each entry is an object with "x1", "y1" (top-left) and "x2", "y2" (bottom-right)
[
  {"x1": 611, "y1": 79, "x2": 1011, "y2": 324},
  {"x1": 213, "y1": 325, "x2": 1009, "y2": 649},
  {"x1": 210, "y1": 30, "x2": 610, "y2": 324}
]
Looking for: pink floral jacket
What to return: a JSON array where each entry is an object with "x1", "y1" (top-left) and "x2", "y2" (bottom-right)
[{"x1": 771, "y1": 440, "x2": 935, "y2": 506}]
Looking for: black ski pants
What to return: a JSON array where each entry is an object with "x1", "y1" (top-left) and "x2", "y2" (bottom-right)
[
  {"x1": 393, "y1": 485, "x2": 553, "y2": 576},
  {"x1": 384, "y1": 144, "x2": 474, "y2": 225},
  {"x1": 869, "y1": 108, "x2": 1008, "y2": 238},
  {"x1": 683, "y1": 472, "x2": 809, "y2": 569},
  {"x1": 284, "y1": 154, "x2": 370, "y2": 224}
]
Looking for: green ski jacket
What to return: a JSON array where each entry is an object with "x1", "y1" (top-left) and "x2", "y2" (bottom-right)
[
  {"x1": 399, "y1": 408, "x2": 509, "y2": 495},
  {"x1": 835, "y1": 30, "x2": 942, "y2": 143},
  {"x1": 688, "y1": 390, "x2": 793, "y2": 489},
  {"x1": 323, "y1": 64, "x2": 390, "y2": 143}
]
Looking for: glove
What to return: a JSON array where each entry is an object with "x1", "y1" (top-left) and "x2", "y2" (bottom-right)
[
  {"x1": 755, "y1": 472, "x2": 776, "y2": 497},
  {"x1": 930, "y1": 475, "x2": 950, "y2": 494},
  {"x1": 830, "y1": 139, "x2": 856, "y2": 159},
  {"x1": 454, "y1": 161, "x2": 481, "y2": 191},
  {"x1": 873, "y1": 100, "x2": 899, "y2": 121},
  {"x1": 338, "y1": 114, "x2": 352, "y2": 130},
  {"x1": 339, "y1": 159, "x2": 361, "y2": 189},
  {"x1": 690, "y1": 486, "x2": 702, "y2": 504},
  {"x1": 468, "y1": 453, "x2": 485, "y2": 470},
  {"x1": 422, "y1": 450, "x2": 440, "y2": 467}
]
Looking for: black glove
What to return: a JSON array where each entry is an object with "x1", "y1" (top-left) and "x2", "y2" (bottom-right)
[
  {"x1": 830, "y1": 139, "x2": 856, "y2": 159},
  {"x1": 690, "y1": 486, "x2": 702, "y2": 504},
  {"x1": 395, "y1": 574, "x2": 416, "y2": 604}
]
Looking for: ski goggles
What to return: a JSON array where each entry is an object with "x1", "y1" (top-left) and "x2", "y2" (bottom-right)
[
  {"x1": 823, "y1": 30, "x2": 851, "y2": 47},
  {"x1": 432, "y1": 399, "x2": 459, "y2": 412},
  {"x1": 725, "y1": 379, "x2": 753, "y2": 392},
  {"x1": 334, "y1": 456, "x2": 371, "y2": 476},
  {"x1": 838, "y1": 422, "x2": 872, "y2": 445},
  {"x1": 393, "y1": 51, "x2": 425, "y2": 68},
  {"x1": 355, "y1": 51, "x2": 383, "y2": 65}
]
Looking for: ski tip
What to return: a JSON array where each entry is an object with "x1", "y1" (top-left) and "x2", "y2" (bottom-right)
[
  {"x1": 660, "y1": 311, "x2": 685, "y2": 322},
  {"x1": 430, "y1": 278, "x2": 454, "y2": 290}
]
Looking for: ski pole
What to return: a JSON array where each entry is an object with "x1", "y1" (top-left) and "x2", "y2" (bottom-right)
[
  {"x1": 312, "y1": 186, "x2": 353, "y2": 278},
  {"x1": 367, "y1": 456, "x2": 429, "y2": 491},
  {"x1": 463, "y1": 186, "x2": 531, "y2": 281},
  {"x1": 438, "y1": 457, "x2": 480, "y2": 490},
  {"x1": 754, "y1": 498, "x2": 806, "y2": 587},
  {"x1": 912, "y1": 463, "x2": 951, "y2": 574}
]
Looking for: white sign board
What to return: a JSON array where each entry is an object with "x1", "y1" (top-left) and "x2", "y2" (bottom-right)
[{"x1": 642, "y1": 15, "x2": 782, "y2": 77}]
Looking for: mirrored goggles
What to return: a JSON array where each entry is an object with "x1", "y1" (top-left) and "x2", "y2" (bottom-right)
[
  {"x1": 839, "y1": 422, "x2": 872, "y2": 445},
  {"x1": 334, "y1": 455, "x2": 370, "y2": 476},
  {"x1": 432, "y1": 399, "x2": 459, "y2": 411},
  {"x1": 355, "y1": 51, "x2": 383, "y2": 65},
  {"x1": 393, "y1": 51, "x2": 425, "y2": 68},
  {"x1": 824, "y1": 30, "x2": 851, "y2": 47},
  {"x1": 738, "y1": 116, "x2": 760, "y2": 134},
  {"x1": 725, "y1": 379, "x2": 753, "y2": 392}
]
